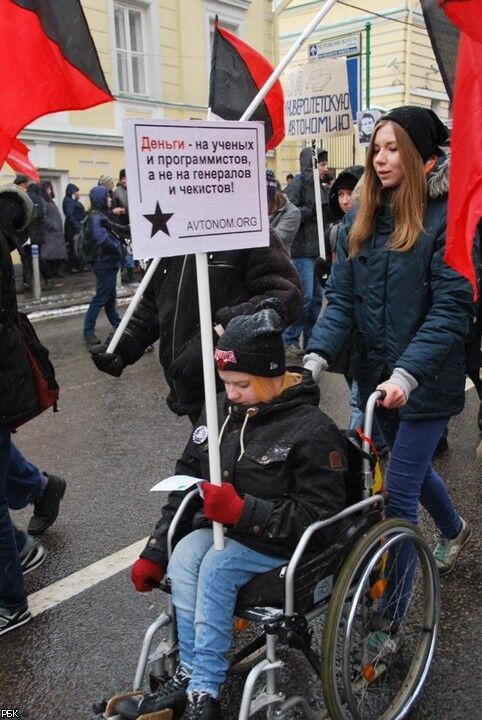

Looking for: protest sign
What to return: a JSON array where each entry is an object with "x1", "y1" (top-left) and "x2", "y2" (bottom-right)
[
  {"x1": 123, "y1": 119, "x2": 269, "y2": 259},
  {"x1": 356, "y1": 108, "x2": 381, "y2": 146},
  {"x1": 283, "y1": 57, "x2": 353, "y2": 139}
]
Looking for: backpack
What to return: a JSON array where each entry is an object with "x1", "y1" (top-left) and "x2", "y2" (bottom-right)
[
  {"x1": 12, "y1": 312, "x2": 60, "y2": 429},
  {"x1": 73, "y1": 211, "x2": 98, "y2": 264}
]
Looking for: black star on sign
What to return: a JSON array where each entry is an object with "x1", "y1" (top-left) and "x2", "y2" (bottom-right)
[{"x1": 144, "y1": 202, "x2": 173, "y2": 237}]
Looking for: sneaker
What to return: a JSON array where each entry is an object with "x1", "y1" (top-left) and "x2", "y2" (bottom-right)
[
  {"x1": 367, "y1": 629, "x2": 400, "y2": 660},
  {"x1": 183, "y1": 692, "x2": 222, "y2": 720},
  {"x1": 285, "y1": 343, "x2": 303, "y2": 358},
  {"x1": 84, "y1": 334, "x2": 102, "y2": 347},
  {"x1": 0, "y1": 606, "x2": 32, "y2": 637},
  {"x1": 434, "y1": 518, "x2": 472, "y2": 575},
  {"x1": 20, "y1": 535, "x2": 47, "y2": 575},
  {"x1": 115, "y1": 665, "x2": 190, "y2": 719},
  {"x1": 28, "y1": 473, "x2": 66, "y2": 535}
]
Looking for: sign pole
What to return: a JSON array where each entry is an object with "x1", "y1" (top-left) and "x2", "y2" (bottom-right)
[
  {"x1": 195, "y1": 252, "x2": 225, "y2": 549},
  {"x1": 311, "y1": 142, "x2": 326, "y2": 259}
]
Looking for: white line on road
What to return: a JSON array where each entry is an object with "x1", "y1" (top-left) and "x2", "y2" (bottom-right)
[{"x1": 28, "y1": 538, "x2": 148, "y2": 617}]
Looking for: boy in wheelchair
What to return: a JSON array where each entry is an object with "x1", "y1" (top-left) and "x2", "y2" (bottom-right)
[{"x1": 117, "y1": 300, "x2": 347, "y2": 720}]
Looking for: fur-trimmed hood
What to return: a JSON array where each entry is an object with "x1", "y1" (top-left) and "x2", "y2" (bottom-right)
[{"x1": 427, "y1": 154, "x2": 449, "y2": 199}]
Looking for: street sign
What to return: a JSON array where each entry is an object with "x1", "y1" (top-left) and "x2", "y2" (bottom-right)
[
  {"x1": 309, "y1": 33, "x2": 362, "y2": 120},
  {"x1": 123, "y1": 119, "x2": 269, "y2": 259}
]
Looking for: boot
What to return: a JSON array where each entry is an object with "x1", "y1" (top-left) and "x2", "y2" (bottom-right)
[
  {"x1": 28, "y1": 473, "x2": 66, "y2": 535},
  {"x1": 115, "y1": 665, "x2": 190, "y2": 719},
  {"x1": 183, "y1": 692, "x2": 222, "y2": 720}
]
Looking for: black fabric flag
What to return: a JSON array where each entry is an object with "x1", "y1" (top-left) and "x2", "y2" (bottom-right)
[{"x1": 420, "y1": 0, "x2": 459, "y2": 100}]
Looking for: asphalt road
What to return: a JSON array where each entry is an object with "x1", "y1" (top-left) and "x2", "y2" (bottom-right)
[{"x1": 0, "y1": 313, "x2": 480, "y2": 720}]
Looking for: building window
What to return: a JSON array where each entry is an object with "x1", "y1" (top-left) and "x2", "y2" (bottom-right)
[{"x1": 114, "y1": 3, "x2": 147, "y2": 95}]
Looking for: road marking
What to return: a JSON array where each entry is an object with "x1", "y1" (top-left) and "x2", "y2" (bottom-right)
[{"x1": 27, "y1": 538, "x2": 148, "y2": 617}]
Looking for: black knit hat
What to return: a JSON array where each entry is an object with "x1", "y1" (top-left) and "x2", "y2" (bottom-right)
[
  {"x1": 380, "y1": 106, "x2": 449, "y2": 161},
  {"x1": 317, "y1": 149, "x2": 328, "y2": 163},
  {"x1": 215, "y1": 299, "x2": 286, "y2": 377}
]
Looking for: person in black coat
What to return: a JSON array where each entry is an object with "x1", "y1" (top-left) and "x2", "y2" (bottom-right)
[
  {"x1": 117, "y1": 301, "x2": 346, "y2": 720},
  {"x1": 62, "y1": 182, "x2": 85, "y2": 272},
  {"x1": 91, "y1": 230, "x2": 303, "y2": 422}
]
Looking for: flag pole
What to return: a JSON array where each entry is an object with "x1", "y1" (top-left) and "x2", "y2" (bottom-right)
[{"x1": 107, "y1": 0, "x2": 338, "y2": 358}]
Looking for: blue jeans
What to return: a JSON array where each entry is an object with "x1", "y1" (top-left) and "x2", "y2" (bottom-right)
[
  {"x1": 167, "y1": 528, "x2": 285, "y2": 697},
  {"x1": 0, "y1": 431, "x2": 28, "y2": 613},
  {"x1": 6, "y1": 442, "x2": 45, "y2": 510},
  {"x1": 83, "y1": 268, "x2": 121, "y2": 337},
  {"x1": 283, "y1": 257, "x2": 323, "y2": 349},
  {"x1": 375, "y1": 410, "x2": 462, "y2": 620}
]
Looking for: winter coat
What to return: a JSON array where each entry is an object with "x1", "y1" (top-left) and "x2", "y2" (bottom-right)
[
  {"x1": 114, "y1": 231, "x2": 303, "y2": 418},
  {"x1": 26, "y1": 184, "x2": 45, "y2": 246},
  {"x1": 307, "y1": 159, "x2": 475, "y2": 420},
  {"x1": 62, "y1": 184, "x2": 85, "y2": 239},
  {"x1": 140, "y1": 370, "x2": 347, "y2": 567},
  {"x1": 269, "y1": 196, "x2": 301, "y2": 252},
  {"x1": 285, "y1": 147, "x2": 335, "y2": 258},
  {"x1": 0, "y1": 189, "x2": 38, "y2": 427},
  {"x1": 41, "y1": 199, "x2": 67, "y2": 261},
  {"x1": 88, "y1": 186, "x2": 125, "y2": 271}
]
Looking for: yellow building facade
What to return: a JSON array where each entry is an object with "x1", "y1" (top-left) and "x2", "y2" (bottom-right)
[{"x1": 0, "y1": 0, "x2": 449, "y2": 202}]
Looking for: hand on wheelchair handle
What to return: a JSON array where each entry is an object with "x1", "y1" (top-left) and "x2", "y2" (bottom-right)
[
  {"x1": 201, "y1": 481, "x2": 245, "y2": 525},
  {"x1": 303, "y1": 352, "x2": 328, "y2": 382},
  {"x1": 131, "y1": 558, "x2": 165, "y2": 592}
]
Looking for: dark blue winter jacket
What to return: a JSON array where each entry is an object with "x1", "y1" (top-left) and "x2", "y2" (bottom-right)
[
  {"x1": 88, "y1": 186, "x2": 124, "y2": 271},
  {"x1": 62, "y1": 183, "x2": 85, "y2": 235},
  {"x1": 307, "y1": 160, "x2": 475, "y2": 420}
]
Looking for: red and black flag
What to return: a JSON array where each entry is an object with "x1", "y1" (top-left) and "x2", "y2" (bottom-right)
[
  {"x1": 6, "y1": 137, "x2": 39, "y2": 182},
  {"x1": 433, "y1": 0, "x2": 482, "y2": 298},
  {"x1": 209, "y1": 22, "x2": 285, "y2": 151},
  {"x1": 0, "y1": 0, "x2": 113, "y2": 167},
  {"x1": 420, "y1": 0, "x2": 459, "y2": 99}
]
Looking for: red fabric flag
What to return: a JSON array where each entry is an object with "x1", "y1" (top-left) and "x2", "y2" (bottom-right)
[
  {"x1": 0, "y1": 0, "x2": 113, "y2": 168},
  {"x1": 441, "y1": 0, "x2": 482, "y2": 297},
  {"x1": 6, "y1": 138, "x2": 39, "y2": 183},
  {"x1": 209, "y1": 23, "x2": 285, "y2": 151}
]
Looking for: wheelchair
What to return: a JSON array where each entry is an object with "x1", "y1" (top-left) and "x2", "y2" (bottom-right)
[{"x1": 95, "y1": 392, "x2": 440, "y2": 720}]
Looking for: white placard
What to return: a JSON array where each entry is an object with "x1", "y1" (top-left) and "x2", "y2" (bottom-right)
[
  {"x1": 283, "y1": 57, "x2": 353, "y2": 140},
  {"x1": 123, "y1": 119, "x2": 269, "y2": 259},
  {"x1": 150, "y1": 475, "x2": 200, "y2": 493}
]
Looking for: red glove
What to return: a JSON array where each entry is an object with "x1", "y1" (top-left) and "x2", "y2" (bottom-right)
[
  {"x1": 201, "y1": 481, "x2": 245, "y2": 525},
  {"x1": 131, "y1": 558, "x2": 165, "y2": 592}
]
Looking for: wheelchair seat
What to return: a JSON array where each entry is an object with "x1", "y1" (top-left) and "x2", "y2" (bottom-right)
[{"x1": 235, "y1": 508, "x2": 381, "y2": 617}]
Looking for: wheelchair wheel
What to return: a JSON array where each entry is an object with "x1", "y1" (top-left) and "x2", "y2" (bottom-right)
[{"x1": 321, "y1": 519, "x2": 440, "y2": 720}]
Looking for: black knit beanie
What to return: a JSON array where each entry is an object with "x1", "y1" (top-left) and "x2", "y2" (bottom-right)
[
  {"x1": 380, "y1": 106, "x2": 449, "y2": 161},
  {"x1": 215, "y1": 300, "x2": 286, "y2": 377}
]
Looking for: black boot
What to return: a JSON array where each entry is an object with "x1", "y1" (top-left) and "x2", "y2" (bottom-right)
[
  {"x1": 183, "y1": 692, "x2": 222, "y2": 720},
  {"x1": 28, "y1": 473, "x2": 66, "y2": 535},
  {"x1": 115, "y1": 665, "x2": 190, "y2": 719}
]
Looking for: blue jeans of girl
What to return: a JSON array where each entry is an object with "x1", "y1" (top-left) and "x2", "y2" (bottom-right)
[
  {"x1": 167, "y1": 528, "x2": 285, "y2": 698},
  {"x1": 375, "y1": 410, "x2": 462, "y2": 621}
]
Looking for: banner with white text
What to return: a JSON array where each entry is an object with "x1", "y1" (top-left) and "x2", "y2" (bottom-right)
[
  {"x1": 123, "y1": 119, "x2": 269, "y2": 259},
  {"x1": 283, "y1": 57, "x2": 353, "y2": 139}
]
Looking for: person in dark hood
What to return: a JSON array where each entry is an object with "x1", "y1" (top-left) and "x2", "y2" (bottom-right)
[
  {"x1": 283, "y1": 148, "x2": 335, "y2": 357},
  {"x1": 62, "y1": 182, "x2": 85, "y2": 272},
  {"x1": 116, "y1": 300, "x2": 346, "y2": 720},
  {"x1": 267, "y1": 168, "x2": 301, "y2": 252},
  {"x1": 305, "y1": 106, "x2": 475, "y2": 650},
  {"x1": 0, "y1": 185, "x2": 47, "y2": 635},
  {"x1": 83, "y1": 185, "x2": 126, "y2": 346},
  {"x1": 40, "y1": 180, "x2": 67, "y2": 278}
]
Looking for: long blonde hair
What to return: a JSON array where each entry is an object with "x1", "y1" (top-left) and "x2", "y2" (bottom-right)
[
  {"x1": 349, "y1": 120, "x2": 427, "y2": 257},
  {"x1": 249, "y1": 372, "x2": 301, "y2": 404}
]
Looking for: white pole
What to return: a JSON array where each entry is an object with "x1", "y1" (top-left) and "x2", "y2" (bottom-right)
[
  {"x1": 311, "y1": 143, "x2": 326, "y2": 259},
  {"x1": 195, "y1": 252, "x2": 225, "y2": 550},
  {"x1": 31, "y1": 244, "x2": 41, "y2": 299},
  {"x1": 106, "y1": 258, "x2": 160, "y2": 354},
  {"x1": 239, "y1": 0, "x2": 338, "y2": 123}
]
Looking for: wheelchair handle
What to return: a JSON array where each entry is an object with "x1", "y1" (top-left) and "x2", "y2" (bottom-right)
[{"x1": 363, "y1": 389, "x2": 386, "y2": 446}]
